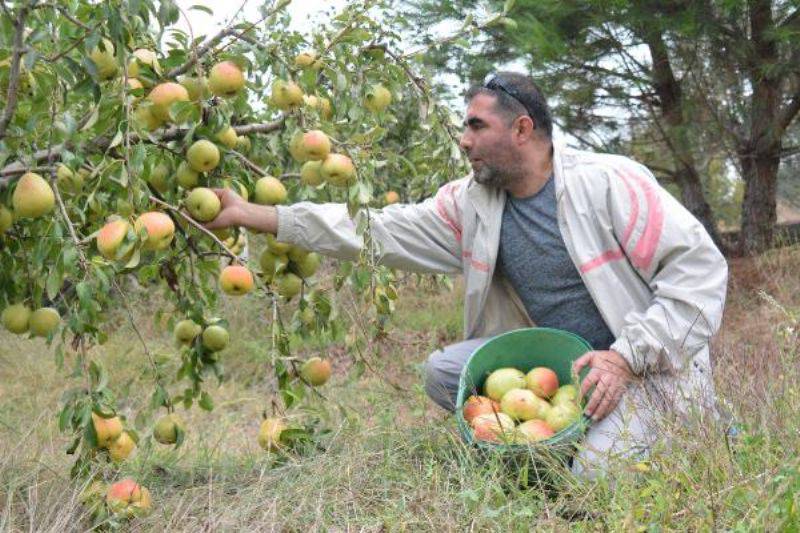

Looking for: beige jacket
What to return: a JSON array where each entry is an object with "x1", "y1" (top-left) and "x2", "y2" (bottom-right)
[{"x1": 276, "y1": 142, "x2": 728, "y2": 409}]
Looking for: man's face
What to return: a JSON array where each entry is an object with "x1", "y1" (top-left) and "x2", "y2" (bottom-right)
[{"x1": 459, "y1": 93, "x2": 526, "y2": 188}]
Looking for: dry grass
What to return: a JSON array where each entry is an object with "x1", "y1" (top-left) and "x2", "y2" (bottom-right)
[{"x1": 1, "y1": 246, "x2": 799, "y2": 531}]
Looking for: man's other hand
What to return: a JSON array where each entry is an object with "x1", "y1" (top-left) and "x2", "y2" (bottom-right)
[{"x1": 572, "y1": 350, "x2": 634, "y2": 422}]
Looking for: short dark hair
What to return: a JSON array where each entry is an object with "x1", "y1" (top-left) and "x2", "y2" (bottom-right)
[{"x1": 465, "y1": 71, "x2": 553, "y2": 139}]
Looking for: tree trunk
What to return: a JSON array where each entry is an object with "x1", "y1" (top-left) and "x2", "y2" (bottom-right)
[
  {"x1": 641, "y1": 26, "x2": 725, "y2": 249},
  {"x1": 675, "y1": 166, "x2": 725, "y2": 249},
  {"x1": 738, "y1": 148, "x2": 781, "y2": 254}
]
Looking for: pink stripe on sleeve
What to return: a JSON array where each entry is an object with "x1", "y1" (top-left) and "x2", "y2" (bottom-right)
[
  {"x1": 462, "y1": 250, "x2": 490, "y2": 272},
  {"x1": 579, "y1": 248, "x2": 625, "y2": 274},
  {"x1": 618, "y1": 172, "x2": 639, "y2": 249},
  {"x1": 625, "y1": 170, "x2": 664, "y2": 271},
  {"x1": 435, "y1": 184, "x2": 462, "y2": 242}
]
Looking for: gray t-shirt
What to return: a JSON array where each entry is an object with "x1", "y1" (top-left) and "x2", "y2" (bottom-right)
[{"x1": 498, "y1": 175, "x2": 616, "y2": 350}]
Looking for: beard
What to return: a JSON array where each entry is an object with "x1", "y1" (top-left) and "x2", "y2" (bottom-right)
[{"x1": 472, "y1": 158, "x2": 525, "y2": 190}]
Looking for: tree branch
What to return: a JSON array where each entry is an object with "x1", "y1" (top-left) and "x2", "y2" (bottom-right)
[
  {"x1": 0, "y1": 4, "x2": 30, "y2": 141},
  {"x1": 165, "y1": 27, "x2": 236, "y2": 79},
  {"x1": 0, "y1": 118, "x2": 285, "y2": 185},
  {"x1": 776, "y1": 91, "x2": 800, "y2": 135},
  {"x1": 164, "y1": 0, "x2": 291, "y2": 79},
  {"x1": 147, "y1": 195, "x2": 246, "y2": 266}
]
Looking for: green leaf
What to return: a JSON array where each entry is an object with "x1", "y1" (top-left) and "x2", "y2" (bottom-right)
[
  {"x1": 189, "y1": 5, "x2": 214, "y2": 15},
  {"x1": 199, "y1": 391, "x2": 214, "y2": 411},
  {"x1": 80, "y1": 106, "x2": 100, "y2": 131},
  {"x1": 107, "y1": 129, "x2": 124, "y2": 150},
  {"x1": 46, "y1": 266, "x2": 63, "y2": 300},
  {"x1": 58, "y1": 405, "x2": 73, "y2": 432}
]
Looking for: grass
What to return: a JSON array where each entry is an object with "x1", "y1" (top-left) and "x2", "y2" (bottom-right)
[{"x1": 1, "y1": 246, "x2": 799, "y2": 531}]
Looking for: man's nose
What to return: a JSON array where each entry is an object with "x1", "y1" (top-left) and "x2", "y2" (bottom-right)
[{"x1": 459, "y1": 130, "x2": 472, "y2": 153}]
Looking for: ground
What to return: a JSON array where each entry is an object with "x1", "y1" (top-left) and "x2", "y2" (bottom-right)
[{"x1": 1, "y1": 245, "x2": 799, "y2": 531}]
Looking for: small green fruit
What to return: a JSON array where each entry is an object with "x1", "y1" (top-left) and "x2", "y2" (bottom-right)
[
  {"x1": 2, "y1": 303, "x2": 31, "y2": 334},
  {"x1": 174, "y1": 319, "x2": 201, "y2": 344},
  {"x1": 28, "y1": 307, "x2": 60, "y2": 337},
  {"x1": 153, "y1": 413, "x2": 185, "y2": 445},
  {"x1": 202, "y1": 324, "x2": 229, "y2": 351},
  {"x1": 186, "y1": 140, "x2": 220, "y2": 173}
]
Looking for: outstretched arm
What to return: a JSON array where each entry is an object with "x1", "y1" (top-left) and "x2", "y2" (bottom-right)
[{"x1": 204, "y1": 180, "x2": 467, "y2": 275}]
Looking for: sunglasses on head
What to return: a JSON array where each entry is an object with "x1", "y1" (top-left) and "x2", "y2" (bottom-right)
[{"x1": 483, "y1": 73, "x2": 534, "y2": 120}]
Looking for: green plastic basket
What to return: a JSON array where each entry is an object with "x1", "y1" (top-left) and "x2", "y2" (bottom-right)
[{"x1": 455, "y1": 327, "x2": 594, "y2": 455}]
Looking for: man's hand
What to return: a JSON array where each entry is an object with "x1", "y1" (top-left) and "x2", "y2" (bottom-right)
[
  {"x1": 203, "y1": 188, "x2": 248, "y2": 230},
  {"x1": 572, "y1": 350, "x2": 634, "y2": 422}
]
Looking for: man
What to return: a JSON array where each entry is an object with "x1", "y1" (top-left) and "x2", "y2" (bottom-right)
[{"x1": 205, "y1": 72, "x2": 728, "y2": 479}]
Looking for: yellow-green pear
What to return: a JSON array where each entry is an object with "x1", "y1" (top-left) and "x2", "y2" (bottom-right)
[
  {"x1": 89, "y1": 38, "x2": 118, "y2": 80},
  {"x1": 294, "y1": 51, "x2": 318, "y2": 68},
  {"x1": 12, "y1": 172, "x2": 55, "y2": 218},
  {"x1": 28, "y1": 307, "x2": 60, "y2": 337},
  {"x1": 148, "y1": 162, "x2": 170, "y2": 193},
  {"x1": 545, "y1": 402, "x2": 582, "y2": 433},
  {"x1": 216, "y1": 126, "x2": 238, "y2": 149},
  {"x1": 211, "y1": 227, "x2": 232, "y2": 241},
  {"x1": 259, "y1": 249, "x2": 288, "y2": 282},
  {"x1": 292, "y1": 252, "x2": 321, "y2": 278},
  {"x1": 91, "y1": 412, "x2": 123, "y2": 448},
  {"x1": 175, "y1": 162, "x2": 199, "y2": 189},
  {"x1": 289, "y1": 131, "x2": 309, "y2": 162},
  {"x1": 127, "y1": 48, "x2": 159, "y2": 79},
  {"x1": 484, "y1": 368, "x2": 526, "y2": 401},
  {"x1": 174, "y1": 319, "x2": 201, "y2": 344},
  {"x1": 116, "y1": 199, "x2": 134, "y2": 217},
  {"x1": 235, "y1": 135, "x2": 251, "y2": 153},
  {"x1": 258, "y1": 417, "x2": 286, "y2": 451},
  {"x1": 254, "y1": 176, "x2": 287, "y2": 205},
  {"x1": 269, "y1": 79, "x2": 304, "y2": 111},
  {"x1": 276, "y1": 272, "x2": 302, "y2": 299},
  {"x1": 552, "y1": 384, "x2": 580, "y2": 405},
  {"x1": 266, "y1": 234, "x2": 292, "y2": 255},
  {"x1": 202, "y1": 324, "x2": 229, "y2": 352},
  {"x1": 0, "y1": 205, "x2": 13, "y2": 233},
  {"x1": 2, "y1": 303, "x2": 31, "y2": 334},
  {"x1": 133, "y1": 105, "x2": 162, "y2": 131},
  {"x1": 364, "y1": 84, "x2": 392, "y2": 113},
  {"x1": 287, "y1": 246, "x2": 309, "y2": 263},
  {"x1": 108, "y1": 431, "x2": 136, "y2": 462},
  {"x1": 56, "y1": 165, "x2": 83, "y2": 193},
  {"x1": 317, "y1": 96, "x2": 333, "y2": 120},
  {"x1": 300, "y1": 160, "x2": 323, "y2": 186},
  {"x1": 185, "y1": 187, "x2": 221, "y2": 222},
  {"x1": 320, "y1": 154, "x2": 356, "y2": 187},
  {"x1": 186, "y1": 140, "x2": 220, "y2": 172},
  {"x1": 153, "y1": 413, "x2": 185, "y2": 445},
  {"x1": 179, "y1": 75, "x2": 208, "y2": 101}
]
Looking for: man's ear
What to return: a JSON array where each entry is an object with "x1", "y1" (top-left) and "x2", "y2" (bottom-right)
[{"x1": 513, "y1": 115, "x2": 536, "y2": 142}]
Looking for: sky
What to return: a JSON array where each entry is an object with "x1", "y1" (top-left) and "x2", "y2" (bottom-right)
[
  {"x1": 173, "y1": 0, "x2": 348, "y2": 39},
  {"x1": 171, "y1": 0, "x2": 468, "y2": 113}
]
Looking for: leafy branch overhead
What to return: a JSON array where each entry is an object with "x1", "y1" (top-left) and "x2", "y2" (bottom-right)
[{"x1": 0, "y1": 0, "x2": 493, "y2": 522}]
